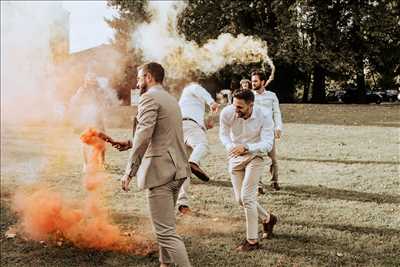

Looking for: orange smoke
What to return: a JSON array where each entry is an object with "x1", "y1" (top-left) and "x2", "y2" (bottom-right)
[
  {"x1": 12, "y1": 128, "x2": 155, "y2": 254},
  {"x1": 80, "y1": 128, "x2": 106, "y2": 175},
  {"x1": 80, "y1": 128, "x2": 105, "y2": 150}
]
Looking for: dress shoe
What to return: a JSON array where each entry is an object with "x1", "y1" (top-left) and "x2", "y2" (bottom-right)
[
  {"x1": 235, "y1": 239, "x2": 260, "y2": 252},
  {"x1": 178, "y1": 205, "x2": 191, "y2": 215},
  {"x1": 189, "y1": 162, "x2": 210, "y2": 182},
  {"x1": 262, "y1": 214, "x2": 277, "y2": 239}
]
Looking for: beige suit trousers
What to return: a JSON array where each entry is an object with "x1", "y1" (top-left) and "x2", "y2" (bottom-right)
[
  {"x1": 148, "y1": 178, "x2": 191, "y2": 267},
  {"x1": 229, "y1": 154, "x2": 271, "y2": 240}
]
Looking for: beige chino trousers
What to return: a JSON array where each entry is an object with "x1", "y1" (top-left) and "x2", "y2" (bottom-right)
[{"x1": 229, "y1": 154, "x2": 271, "y2": 240}]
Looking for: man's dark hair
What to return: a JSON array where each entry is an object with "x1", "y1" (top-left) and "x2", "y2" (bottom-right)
[
  {"x1": 139, "y1": 62, "x2": 165, "y2": 83},
  {"x1": 233, "y1": 89, "x2": 255, "y2": 103},
  {"x1": 251, "y1": 70, "x2": 266, "y2": 81}
]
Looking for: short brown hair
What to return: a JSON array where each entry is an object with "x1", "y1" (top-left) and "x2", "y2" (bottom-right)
[
  {"x1": 233, "y1": 89, "x2": 255, "y2": 103},
  {"x1": 251, "y1": 70, "x2": 266, "y2": 81},
  {"x1": 139, "y1": 62, "x2": 165, "y2": 83}
]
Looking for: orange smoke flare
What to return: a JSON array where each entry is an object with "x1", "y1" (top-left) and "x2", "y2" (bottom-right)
[
  {"x1": 80, "y1": 128, "x2": 105, "y2": 175},
  {"x1": 12, "y1": 128, "x2": 155, "y2": 255},
  {"x1": 80, "y1": 128, "x2": 105, "y2": 150}
]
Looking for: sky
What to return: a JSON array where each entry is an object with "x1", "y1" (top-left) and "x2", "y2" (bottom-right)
[{"x1": 62, "y1": 1, "x2": 118, "y2": 53}]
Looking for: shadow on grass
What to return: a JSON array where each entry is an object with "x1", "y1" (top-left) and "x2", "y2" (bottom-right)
[
  {"x1": 285, "y1": 219, "x2": 400, "y2": 236},
  {"x1": 281, "y1": 157, "x2": 399, "y2": 165},
  {"x1": 267, "y1": 219, "x2": 400, "y2": 266},
  {"x1": 193, "y1": 180, "x2": 400, "y2": 204},
  {"x1": 1, "y1": 241, "x2": 158, "y2": 267},
  {"x1": 280, "y1": 184, "x2": 400, "y2": 204},
  {"x1": 192, "y1": 179, "x2": 232, "y2": 188},
  {"x1": 2, "y1": 200, "x2": 399, "y2": 267},
  {"x1": 189, "y1": 225, "x2": 400, "y2": 266}
]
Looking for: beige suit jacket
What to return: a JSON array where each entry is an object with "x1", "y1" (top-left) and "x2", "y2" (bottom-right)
[{"x1": 124, "y1": 84, "x2": 191, "y2": 190}]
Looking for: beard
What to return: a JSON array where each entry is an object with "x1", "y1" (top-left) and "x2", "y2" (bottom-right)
[
  {"x1": 253, "y1": 84, "x2": 262, "y2": 91},
  {"x1": 139, "y1": 83, "x2": 148, "y2": 95},
  {"x1": 236, "y1": 111, "x2": 246, "y2": 118}
]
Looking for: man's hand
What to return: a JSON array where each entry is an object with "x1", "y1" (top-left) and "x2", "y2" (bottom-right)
[
  {"x1": 205, "y1": 116, "x2": 214, "y2": 129},
  {"x1": 229, "y1": 145, "x2": 248, "y2": 157},
  {"x1": 121, "y1": 174, "x2": 132, "y2": 192},
  {"x1": 210, "y1": 102, "x2": 220, "y2": 113},
  {"x1": 274, "y1": 129, "x2": 282, "y2": 139},
  {"x1": 112, "y1": 140, "x2": 132, "y2": 151}
]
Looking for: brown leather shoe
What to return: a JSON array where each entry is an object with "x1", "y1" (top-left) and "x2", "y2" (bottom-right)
[
  {"x1": 262, "y1": 214, "x2": 278, "y2": 239},
  {"x1": 235, "y1": 239, "x2": 260, "y2": 252},
  {"x1": 178, "y1": 205, "x2": 191, "y2": 215},
  {"x1": 189, "y1": 162, "x2": 210, "y2": 182}
]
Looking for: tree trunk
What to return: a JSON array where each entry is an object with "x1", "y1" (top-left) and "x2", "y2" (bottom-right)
[
  {"x1": 356, "y1": 56, "x2": 366, "y2": 103},
  {"x1": 302, "y1": 72, "x2": 311, "y2": 103},
  {"x1": 310, "y1": 64, "x2": 326, "y2": 103}
]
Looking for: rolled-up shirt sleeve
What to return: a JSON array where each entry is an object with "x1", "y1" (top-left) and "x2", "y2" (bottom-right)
[
  {"x1": 219, "y1": 108, "x2": 234, "y2": 151},
  {"x1": 247, "y1": 113, "x2": 274, "y2": 153}
]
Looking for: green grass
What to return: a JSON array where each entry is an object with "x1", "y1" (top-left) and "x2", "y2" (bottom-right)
[{"x1": 1, "y1": 105, "x2": 400, "y2": 266}]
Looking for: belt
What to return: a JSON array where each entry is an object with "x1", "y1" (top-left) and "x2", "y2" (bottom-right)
[{"x1": 182, "y1": 117, "x2": 206, "y2": 131}]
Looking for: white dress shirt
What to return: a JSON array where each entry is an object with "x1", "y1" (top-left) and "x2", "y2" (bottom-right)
[
  {"x1": 253, "y1": 89, "x2": 283, "y2": 131},
  {"x1": 219, "y1": 105, "x2": 274, "y2": 154},
  {"x1": 179, "y1": 82, "x2": 215, "y2": 128}
]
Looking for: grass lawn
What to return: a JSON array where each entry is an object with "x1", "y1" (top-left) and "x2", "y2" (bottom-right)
[{"x1": 1, "y1": 104, "x2": 399, "y2": 266}]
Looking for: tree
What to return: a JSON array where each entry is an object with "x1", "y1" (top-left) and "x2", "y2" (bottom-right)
[
  {"x1": 178, "y1": 0, "x2": 301, "y2": 102},
  {"x1": 361, "y1": 1, "x2": 400, "y2": 91},
  {"x1": 107, "y1": 0, "x2": 399, "y2": 104},
  {"x1": 323, "y1": 0, "x2": 400, "y2": 102},
  {"x1": 105, "y1": 0, "x2": 150, "y2": 104}
]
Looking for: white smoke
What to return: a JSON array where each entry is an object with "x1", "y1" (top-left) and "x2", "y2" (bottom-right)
[
  {"x1": 132, "y1": 1, "x2": 275, "y2": 82},
  {"x1": 1, "y1": 1, "x2": 68, "y2": 125}
]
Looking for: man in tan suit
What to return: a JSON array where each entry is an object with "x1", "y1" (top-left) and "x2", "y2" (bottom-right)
[{"x1": 113, "y1": 62, "x2": 191, "y2": 267}]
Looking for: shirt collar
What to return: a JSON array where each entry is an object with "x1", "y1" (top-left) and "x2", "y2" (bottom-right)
[
  {"x1": 148, "y1": 83, "x2": 163, "y2": 92},
  {"x1": 253, "y1": 88, "x2": 266, "y2": 95},
  {"x1": 233, "y1": 106, "x2": 257, "y2": 121}
]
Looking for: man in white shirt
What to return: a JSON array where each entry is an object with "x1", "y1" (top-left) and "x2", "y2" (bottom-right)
[
  {"x1": 219, "y1": 89, "x2": 278, "y2": 252},
  {"x1": 251, "y1": 70, "x2": 283, "y2": 191},
  {"x1": 177, "y1": 81, "x2": 219, "y2": 215}
]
